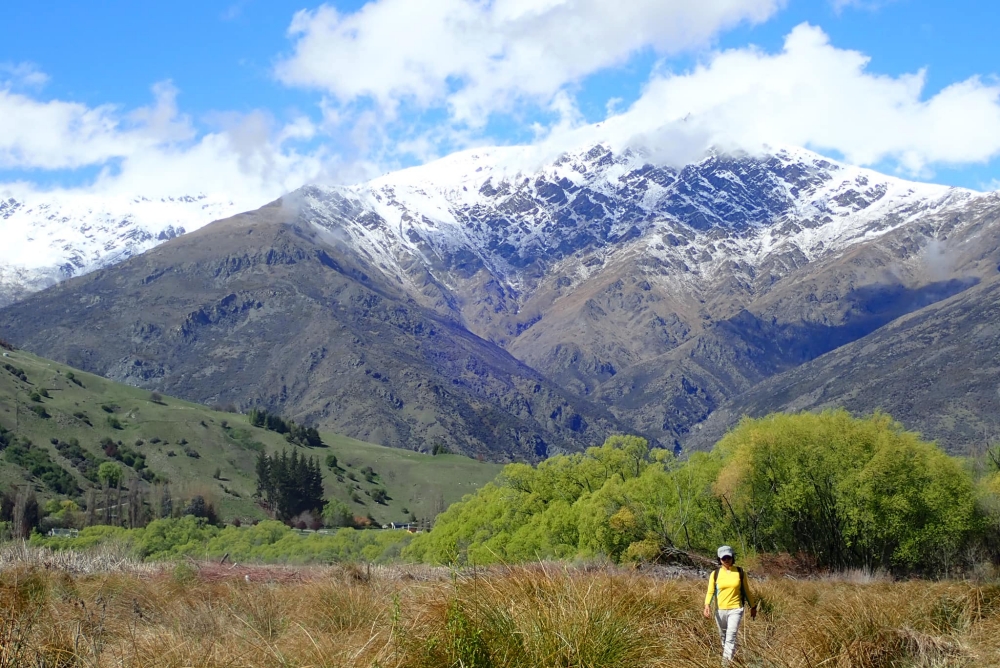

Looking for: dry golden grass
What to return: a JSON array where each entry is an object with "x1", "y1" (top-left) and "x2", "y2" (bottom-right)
[{"x1": 0, "y1": 555, "x2": 997, "y2": 667}]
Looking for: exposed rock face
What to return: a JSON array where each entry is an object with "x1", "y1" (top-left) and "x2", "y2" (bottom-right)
[{"x1": 3, "y1": 141, "x2": 999, "y2": 456}]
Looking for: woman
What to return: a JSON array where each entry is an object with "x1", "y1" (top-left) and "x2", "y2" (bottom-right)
[{"x1": 703, "y1": 545, "x2": 758, "y2": 663}]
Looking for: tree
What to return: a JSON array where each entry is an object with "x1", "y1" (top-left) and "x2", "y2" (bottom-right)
[
  {"x1": 98, "y1": 462, "x2": 123, "y2": 489},
  {"x1": 183, "y1": 495, "x2": 219, "y2": 525},
  {"x1": 712, "y1": 410, "x2": 981, "y2": 570},
  {"x1": 98, "y1": 462, "x2": 123, "y2": 525},
  {"x1": 12, "y1": 486, "x2": 39, "y2": 538},
  {"x1": 153, "y1": 483, "x2": 173, "y2": 519},
  {"x1": 254, "y1": 450, "x2": 325, "y2": 521},
  {"x1": 405, "y1": 416, "x2": 983, "y2": 573},
  {"x1": 84, "y1": 489, "x2": 97, "y2": 527},
  {"x1": 127, "y1": 476, "x2": 147, "y2": 529}
]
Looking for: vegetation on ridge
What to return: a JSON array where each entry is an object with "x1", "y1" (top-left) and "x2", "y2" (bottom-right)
[{"x1": 0, "y1": 348, "x2": 503, "y2": 535}]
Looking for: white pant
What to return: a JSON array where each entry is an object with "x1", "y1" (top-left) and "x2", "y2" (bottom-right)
[{"x1": 715, "y1": 607, "x2": 744, "y2": 662}]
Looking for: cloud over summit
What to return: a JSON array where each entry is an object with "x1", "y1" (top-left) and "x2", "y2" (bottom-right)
[{"x1": 274, "y1": 0, "x2": 784, "y2": 126}]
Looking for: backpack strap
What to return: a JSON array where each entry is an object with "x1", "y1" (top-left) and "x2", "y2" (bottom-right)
[{"x1": 710, "y1": 568, "x2": 720, "y2": 609}]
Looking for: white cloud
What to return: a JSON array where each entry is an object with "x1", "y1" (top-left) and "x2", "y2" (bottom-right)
[
  {"x1": 0, "y1": 62, "x2": 49, "y2": 89},
  {"x1": 0, "y1": 81, "x2": 192, "y2": 171},
  {"x1": 829, "y1": 0, "x2": 896, "y2": 13},
  {"x1": 560, "y1": 23, "x2": 1000, "y2": 176},
  {"x1": 0, "y1": 79, "x2": 336, "y2": 205},
  {"x1": 275, "y1": 0, "x2": 784, "y2": 127}
]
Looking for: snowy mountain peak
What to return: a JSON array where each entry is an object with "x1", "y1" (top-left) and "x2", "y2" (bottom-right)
[
  {"x1": 286, "y1": 142, "x2": 976, "y2": 305},
  {"x1": 0, "y1": 141, "x2": 983, "y2": 308},
  {"x1": 0, "y1": 190, "x2": 252, "y2": 305}
]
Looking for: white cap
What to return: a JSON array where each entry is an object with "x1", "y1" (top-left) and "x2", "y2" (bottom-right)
[{"x1": 717, "y1": 545, "x2": 734, "y2": 559}]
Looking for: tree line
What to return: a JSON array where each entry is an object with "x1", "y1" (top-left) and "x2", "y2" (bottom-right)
[
  {"x1": 248, "y1": 408, "x2": 323, "y2": 448},
  {"x1": 406, "y1": 410, "x2": 998, "y2": 574}
]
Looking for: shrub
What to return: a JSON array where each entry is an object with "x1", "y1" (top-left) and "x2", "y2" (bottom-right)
[
  {"x1": 101, "y1": 438, "x2": 118, "y2": 458},
  {"x1": 183, "y1": 447, "x2": 200, "y2": 459},
  {"x1": 3, "y1": 362, "x2": 27, "y2": 381},
  {"x1": 72, "y1": 411, "x2": 91, "y2": 425},
  {"x1": 4, "y1": 442, "x2": 79, "y2": 495},
  {"x1": 107, "y1": 416, "x2": 123, "y2": 429},
  {"x1": 323, "y1": 499, "x2": 353, "y2": 528},
  {"x1": 30, "y1": 405, "x2": 49, "y2": 419},
  {"x1": 712, "y1": 411, "x2": 981, "y2": 571},
  {"x1": 407, "y1": 416, "x2": 984, "y2": 574},
  {"x1": 248, "y1": 408, "x2": 323, "y2": 447},
  {"x1": 54, "y1": 437, "x2": 103, "y2": 482}
]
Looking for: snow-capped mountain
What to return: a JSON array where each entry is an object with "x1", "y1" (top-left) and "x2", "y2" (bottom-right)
[
  {"x1": 1, "y1": 142, "x2": 983, "y2": 311},
  {"x1": 5, "y1": 138, "x2": 1000, "y2": 456},
  {"x1": 293, "y1": 142, "x2": 981, "y2": 326},
  {"x1": 0, "y1": 192, "x2": 250, "y2": 306}
]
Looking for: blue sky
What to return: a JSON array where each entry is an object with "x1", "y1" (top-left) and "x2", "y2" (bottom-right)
[{"x1": 2, "y1": 0, "x2": 999, "y2": 203}]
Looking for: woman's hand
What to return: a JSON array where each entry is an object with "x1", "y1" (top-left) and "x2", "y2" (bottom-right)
[{"x1": 703, "y1": 605, "x2": 711, "y2": 619}]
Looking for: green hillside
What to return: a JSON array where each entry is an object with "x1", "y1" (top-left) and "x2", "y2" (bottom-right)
[{"x1": 0, "y1": 345, "x2": 503, "y2": 524}]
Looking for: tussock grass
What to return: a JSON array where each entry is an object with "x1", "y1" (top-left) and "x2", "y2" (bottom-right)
[
  {"x1": 0, "y1": 556, "x2": 997, "y2": 667},
  {"x1": 0, "y1": 540, "x2": 158, "y2": 575}
]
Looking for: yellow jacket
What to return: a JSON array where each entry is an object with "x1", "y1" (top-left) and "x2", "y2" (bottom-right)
[{"x1": 704, "y1": 566, "x2": 757, "y2": 610}]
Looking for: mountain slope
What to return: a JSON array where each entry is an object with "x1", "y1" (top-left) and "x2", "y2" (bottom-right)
[
  {"x1": 0, "y1": 200, "x2": 625, "y2": 460},
  {"x1": 4, "y1": 140, "x2": 1000, "y2": 454},
  {"x1": 0, "y1": 346, "x2": 503, "y2": 522},
  {"x1": 293, "y1": 145, "x2": 979, "y2": 392},
  {"x1": 684, "y1": 272, "x2": 1000, "y2": 454}
]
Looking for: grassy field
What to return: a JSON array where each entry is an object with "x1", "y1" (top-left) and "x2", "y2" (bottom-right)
[
  {"x1": 1, "y1": 544, "x2": 998, "y2": 667},
  {"x1": 0, "y1": 347, "x2": 502, "y2": 524}
]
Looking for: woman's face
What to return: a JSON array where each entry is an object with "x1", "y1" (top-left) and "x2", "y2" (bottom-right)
[{"x1": 721, "y1": 555, "x2": 734, "y2": 567}]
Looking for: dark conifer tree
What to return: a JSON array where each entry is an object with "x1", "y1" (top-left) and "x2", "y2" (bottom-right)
[{"x1": 253, "y1": 450, "x2": 326, "y2": 521}]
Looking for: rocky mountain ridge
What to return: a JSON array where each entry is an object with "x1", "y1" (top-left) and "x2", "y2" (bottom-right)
[{"x1": 3, "y1": 140, "x2": 999, "y2": 456}]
